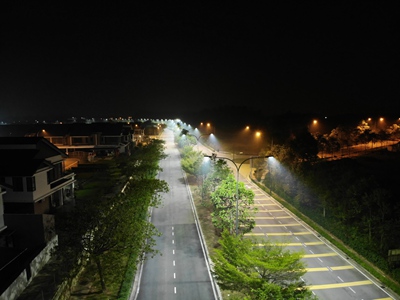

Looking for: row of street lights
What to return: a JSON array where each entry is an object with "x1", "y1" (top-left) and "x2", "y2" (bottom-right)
[
  {"x1": 309, "y1": 117, "x2": 400, "y2": 135},
  {"x1": 180, "y1": 124, "x2": 273, "y2": 236},
  {"x1": 199, "y1": 122, "x2": 215, "y2": 134}
]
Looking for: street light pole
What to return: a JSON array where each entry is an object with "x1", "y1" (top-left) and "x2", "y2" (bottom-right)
[
  {"x1": 205, "y1": 153, "x2": 272, "y2": 235},
  {"x1": 181, "y1": 129, "x2": 211, "y2": 150},
  {"x1": 194, "y1": 133, "x2": 211, "y2": 150}
]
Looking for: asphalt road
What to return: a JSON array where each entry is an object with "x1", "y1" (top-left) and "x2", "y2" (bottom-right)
[
  {"x1": 136, "y1": 129, "x2": 217, "y2": 300},
  {"x1": 239, "y1": 164, "x2": 398, "y2": 300},
  {"x1": 195, "y1": 133, "x2": 398, "y2": 299}
]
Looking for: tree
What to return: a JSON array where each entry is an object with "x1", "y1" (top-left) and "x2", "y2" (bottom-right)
[
  {"x1": 212, "y1": 231, "x2": 314, "y2": 300},
  {"x1": 326, "y1": 134, "x2": 340, "y2": 158},
  {"x1": 387, "y1": 123, "x2": 400, "y2": 140},
  {"x1": 377, "y1": 130, "x2": 390, "y2": 147},
  {"x1": 176, "y1": 132, "x2": 193, "y2": 148},
  {"x1": 358, "y1": 129, "x2": 373, "y2": 150},
  {"x1": 202, "y1": 159, "x2": 231, "y2": 201},
  {"x1": 55, "y1": 139, "x2": 169, "y2": 293},
  {"x1": 69, "y1": 178, "x2": 168, "y2": 292},
  {"x1": 314, "y1": 133, "x2": 329, "y2": 158},
  {"x1": 185, "y1": 134, "x2": 198, "y2": 146},
  {"x1": 270, "y1": 144, "x2": 292, "y2": 167},
  {"x1": 330, "y1": 126, "x2": 357, "y2": 156},
  {"x1": 210, "y1": 174, "x2": 256, "y2": 235},
  {"x1": 81, "y1": 195, "x2": 131, "y2": 291},
  {"x1": 121, "y1": 139, "x2": 167, "y2": 179},
  {"x1": 264, "y1": 145, "x2": 299, "y2": 198},
  {"x1": 288, "y1": 128, "x2": 318, "y2": 162},
  {"x1": 251, "y1": 155, "x2": 270, "y2": 182},
  {"x1": 180, "y1": 147, "x2": 204, "y2": 180},
  {"x1": 362, "y1": 187, "x2": 391, "y2": 250}
]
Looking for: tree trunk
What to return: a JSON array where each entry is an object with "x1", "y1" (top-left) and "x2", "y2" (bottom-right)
[
  {"x1": 95, "y1": 256, "x2": 106, "y2": 292},
  {"x1": 368, "y1": 221, "x2": 372, "y2": 243}
]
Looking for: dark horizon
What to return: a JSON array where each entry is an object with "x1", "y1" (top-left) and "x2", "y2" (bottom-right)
[
  {"x1": 1, "y1": 2, "x2": 399, "y2": 122},
  {"x1": 2, "y1": 104, "x2": 399, "y2": 129}
]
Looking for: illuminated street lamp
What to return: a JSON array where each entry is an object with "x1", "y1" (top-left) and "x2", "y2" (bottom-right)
[
  {"x1": 199, "y1": 122, "x2": 215, "y2": 134},
  {"x1": 308, "y1": 119, "x2": 320, "y2": 134},
  {"x1": 237, "y1": 127, "x2": 264, "y2": 158},
  {"x1": 207, "y1": 122, "x2": 216, "y2": 134},
  {"x1": 204, "y1": 153, "x2": 273, "y2": 235},
  {"x1": 36, "y1": 129, "x2": 46, "y2": 137}
]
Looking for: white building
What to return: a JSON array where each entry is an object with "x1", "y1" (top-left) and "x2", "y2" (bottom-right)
[
  {"x1": 0, "y1": 137, "x2": 75, "y2": 214},
  {"x1": 0, "y1": 137, "x2": 75, "y2": 300}
]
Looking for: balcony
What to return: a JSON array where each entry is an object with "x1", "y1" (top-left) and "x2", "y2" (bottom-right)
[{"x1": 50, "y1": 172, "x2": 75, "y2": 190}]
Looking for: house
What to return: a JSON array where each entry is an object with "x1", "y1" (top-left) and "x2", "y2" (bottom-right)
[
  {"x1": 0, "y1": 137, "x2": 75, "y2": 300},
  {"x1": 0, "y1": 122, "x2": 136, "y2": 163},
  {"x1": 0, "y1": 186, "x2": 29, "y2": 300},
  {"x1": 0, "y1": 137, "x2": 75, "y2": 214},
  {"x1": 133, "y1": 123, "x2": 145, "y2": 144}
]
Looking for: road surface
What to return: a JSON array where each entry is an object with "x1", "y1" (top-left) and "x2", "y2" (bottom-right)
[
  {"x1": 135, "y1": 129, "x2": 217, "y2": 300},
  {"x1": 196, "y1": 133, "x2": 398, "y2": 299},
  {"x1": 238, "y1": 163, "x2": 397, "y2": 300}
]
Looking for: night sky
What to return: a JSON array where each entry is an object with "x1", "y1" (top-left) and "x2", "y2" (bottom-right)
[{"x1": 1, "y1": 2, "x2": 399, "y2": 122}]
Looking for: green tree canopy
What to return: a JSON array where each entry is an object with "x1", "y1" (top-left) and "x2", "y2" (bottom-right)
[
  {"x1": 212, "y1": 231, "x2": 314, "y2": 300},
  {"x1": 55, "y1": 138, "x2": 169, "y2": 292},
  {"x1": 181, "y1": 147, "x2": 204, "y2": 178},
  {"x1": 121, "y1": 139, "x2": 167, "y2": 179},
  {"x1": 210, "y1": 174, "x2": 256, "y2": 235},
  {"x1": 202, "y1": 159, "x2": 231, "y2": 198},
  {"x1": 288, "y1": 128, "x2": 319, "y2": 163}
]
